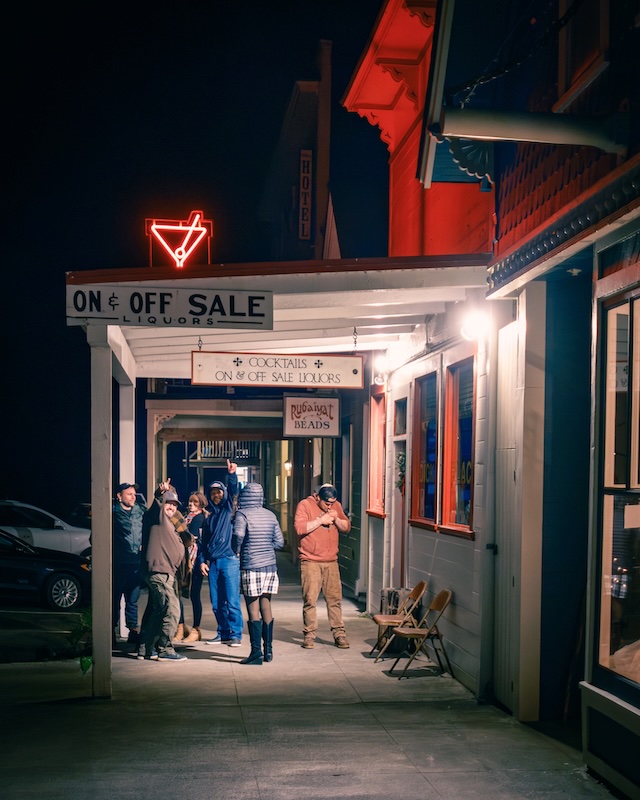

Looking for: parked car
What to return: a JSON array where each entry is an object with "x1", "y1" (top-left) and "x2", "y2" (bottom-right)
[
  {"x1": 67, "y1": 493, "x2": 148, "y2": 530},
  {"x1": 0, "y1": 527, "x2": 91, "y2": 611},
  {"x1": 67, "y1": 502, "x2": 92, "y2": 530},
  {"x1": 0, "y1": 500, "x2": 91, "y2": 557}
]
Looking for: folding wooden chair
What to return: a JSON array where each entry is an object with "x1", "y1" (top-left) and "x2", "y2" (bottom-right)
[
  {"x1": 389, "y1": 589, "x2": 453, "y2": 679},
  {"x1": 369, "y1": 580, "x2": 427, "y2": 662}
]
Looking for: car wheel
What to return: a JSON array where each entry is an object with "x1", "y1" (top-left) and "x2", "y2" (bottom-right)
[{"x1": 45, "y1": 574, "x2": 82, "y2": 611}]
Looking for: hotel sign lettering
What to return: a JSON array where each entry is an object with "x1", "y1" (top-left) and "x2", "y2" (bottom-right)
[
  {"x1": 299, "y1": 149, "x2": 312, "y2": 240},
  {"x1": 192, "y1": 352, "x2": 364, "y2": 389},
  {"x1": 66, "y1": 284, "x2": 273, "y2": 329}
]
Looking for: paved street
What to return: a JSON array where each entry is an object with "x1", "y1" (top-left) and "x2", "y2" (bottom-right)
[{"x1": 0, "y1": 553, "x2": 621, "y2": 799}]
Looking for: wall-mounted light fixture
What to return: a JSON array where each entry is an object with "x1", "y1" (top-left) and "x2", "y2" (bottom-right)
[
  {"x1": 460, "y1": 310, "x2": 491, "y2": 341},
  {"x1": 373, "y1": 354, "x2": 390, "y2": 385},
  {"x1": 284, "y1": 460, "x2": 292, "y2": 476}
]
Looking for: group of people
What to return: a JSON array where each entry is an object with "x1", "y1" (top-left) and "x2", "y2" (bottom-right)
[{"x1": 112, "y1": 461, "x2": 352, "y2": 663}]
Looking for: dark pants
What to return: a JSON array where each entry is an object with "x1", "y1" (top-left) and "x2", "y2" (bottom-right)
[
  {"x1": 112, "y1": 562, "x2": 142, "y2": 632},
  {"x1": 141, "y1": 572, "x2": 181, "y2": 656}
]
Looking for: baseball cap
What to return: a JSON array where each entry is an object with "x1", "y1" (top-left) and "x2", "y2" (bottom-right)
[{"x1": 117, "y1": 482, "x2": 138, "y2": 494}]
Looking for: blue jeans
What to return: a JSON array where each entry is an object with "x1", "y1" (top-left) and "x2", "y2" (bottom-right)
[{"x1": 207, "y1": 555, "x2": 243, "y2": 640}]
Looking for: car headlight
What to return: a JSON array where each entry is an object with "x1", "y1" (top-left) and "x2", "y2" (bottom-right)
[{"x1": 81, "y1": 562, "x2": 92, "y2": 573}]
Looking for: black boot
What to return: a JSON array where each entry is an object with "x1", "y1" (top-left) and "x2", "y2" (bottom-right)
[
  {"x1": 262, "y1": 619, "x2": 274, "y2": 662},
  {"x1": 240, "y1": 620, "x2": 263, "y2": 665}
]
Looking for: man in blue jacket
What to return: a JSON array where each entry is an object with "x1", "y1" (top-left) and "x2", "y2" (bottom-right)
[{"x1": 200, "y1": 460, "x2": 242, "y2": 646}]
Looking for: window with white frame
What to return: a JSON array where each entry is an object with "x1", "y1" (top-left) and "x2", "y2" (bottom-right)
[{"x1": 598, "y1": 291, "x2": 640, "y2": 688}]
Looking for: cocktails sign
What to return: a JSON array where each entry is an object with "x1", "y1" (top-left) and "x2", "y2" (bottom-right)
[{"x1": 192, "y1": 352, "x2": 364, "y2": 389}]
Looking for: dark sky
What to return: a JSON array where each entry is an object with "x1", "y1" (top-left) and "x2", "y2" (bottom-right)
[{"x1": 3, "y1": 1, "x2": 389, "y2": 516}]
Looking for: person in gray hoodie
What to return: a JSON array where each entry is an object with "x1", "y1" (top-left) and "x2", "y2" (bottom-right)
[{"x1": 233, "y1": 482, "x2": 284, "y2": 664}]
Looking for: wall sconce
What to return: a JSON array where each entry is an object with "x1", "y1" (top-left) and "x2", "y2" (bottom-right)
[
  {"x1": 284, "y1": 460, "x2": 292, "y2": 476},
  {"x1": 373, "y1": 354, "x2": 390, "y2": 385},
  {"x1": 460, "y1": 310, "x2": 491, "y2": 341}
]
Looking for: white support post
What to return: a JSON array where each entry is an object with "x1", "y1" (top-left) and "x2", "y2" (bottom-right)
[
  {"x1": 88, "y1": 327, "x2": 113, "y2": 699},
  {"x1": 516, "y1": 283, "x2": 545, "y2": 720}
]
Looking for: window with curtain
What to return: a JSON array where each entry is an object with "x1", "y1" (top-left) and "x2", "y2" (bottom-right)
[
  {"x1": 367, "y1": 386, "x2": 386, "y2": 517},
  {"x1": 412, "y1": 372, "x2": 438, "y2": 524}
]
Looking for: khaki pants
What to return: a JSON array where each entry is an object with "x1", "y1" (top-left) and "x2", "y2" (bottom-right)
[{"x1": 300, "y1": 560, "x2": 346, "y2": 640}]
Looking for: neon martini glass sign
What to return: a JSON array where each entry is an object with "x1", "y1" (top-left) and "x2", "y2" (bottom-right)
[{"x1": 145, "y1": 210, "x2": 213, "y2": 268}]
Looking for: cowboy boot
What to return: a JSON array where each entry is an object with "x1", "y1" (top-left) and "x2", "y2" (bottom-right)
[
  {"x1": 262, "y1": 619, "x2": 274, "y2": 662},
  {"x1": 240, "y1": 620, "x2": 263, "y2": 665}
]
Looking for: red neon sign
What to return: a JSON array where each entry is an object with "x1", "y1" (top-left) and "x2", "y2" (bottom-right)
[{"x1": 145, "y1": 210, "x2": 213, "y2": 268}]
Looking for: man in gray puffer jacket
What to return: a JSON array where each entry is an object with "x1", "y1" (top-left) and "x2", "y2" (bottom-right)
[{"x1": 233, "y1": 483, "x2": 284, "y2": 664}]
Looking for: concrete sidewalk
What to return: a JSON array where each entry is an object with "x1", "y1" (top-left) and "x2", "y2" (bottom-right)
[{"x1": 0, "y1": 553, "x2": 619, "y2": 800}]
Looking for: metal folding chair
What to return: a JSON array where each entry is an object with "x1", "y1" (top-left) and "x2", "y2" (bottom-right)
[
  {"x1": 389, "y1": 588, "x2": 453, "y2": 679},
  {"x1": 369, "y1": 580, "x2": 427, "y2": 662}
]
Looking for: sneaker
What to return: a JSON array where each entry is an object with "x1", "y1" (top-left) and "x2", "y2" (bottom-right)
[
  {"x1": 334, "y1": 635, "x2": 350, "y2": 649},
  {"x1": 204, "y1": 634, "x2": 228, "y2": 645},
  {"x1": 157, "y1": 651, "x2": 187, "y2": 661},
  {"x1": 227, "y1": 638, "x2": 242, "y2": 647},
  {"x1": 135, "y1": 644, "x2": 158, "y2": 660},
  {"x1": 302, "y1": 635, "x2": 315, "y2": 649}
]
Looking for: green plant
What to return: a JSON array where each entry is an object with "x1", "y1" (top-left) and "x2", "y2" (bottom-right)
[
  {"x1": 395, "y1": 451, "x2": 406, "y2": 496},
  {"x1": 69, "y1": 608, "x2": 93, "y2": 673}
]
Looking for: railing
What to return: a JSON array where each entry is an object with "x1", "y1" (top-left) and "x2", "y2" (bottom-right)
[{"x1": 196, "y1": 441, "x2": 261, "y2": 460}]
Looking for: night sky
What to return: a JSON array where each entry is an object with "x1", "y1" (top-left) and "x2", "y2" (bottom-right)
[{"x1": 3, "y1": 2, "x2": 389, "y2": 517}]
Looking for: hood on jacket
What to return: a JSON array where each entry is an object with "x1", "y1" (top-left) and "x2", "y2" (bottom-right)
[
  {"x1": 238, "y1": 482, "x2": 264, "y2": 509},
  {"x1": 208, "y1": 480, "x2": 228, "y2": 510}
]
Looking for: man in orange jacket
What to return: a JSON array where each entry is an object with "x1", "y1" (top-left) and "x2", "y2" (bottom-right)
[{"x1": 294, "y1": 483, "x2": 351, "y2": 650}]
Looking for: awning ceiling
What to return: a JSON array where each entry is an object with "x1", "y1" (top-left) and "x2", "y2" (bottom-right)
[{"x1": 67, "y1": 255, "x2": 490, "y2": 380}]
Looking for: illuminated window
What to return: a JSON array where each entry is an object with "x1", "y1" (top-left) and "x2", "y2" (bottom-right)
[
  {"x1": 367, "y1": 385, "x2": 386, "y2": 517},
  {"x1": 412, "y1": 372, "x2": 438, "y2": 523},
  {"x1": 442, "y1": 357, "x2": 475, "y2": 530},
  {"x1": 598, "y1": 290, "x2": 640, "y2": 688}
]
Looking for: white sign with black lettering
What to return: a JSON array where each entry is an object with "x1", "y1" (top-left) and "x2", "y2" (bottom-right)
[
  {"x1": 192, "y1": 352, "x2": 364, "y2": 389},
  {"x1": 66, "y1": 284, "x2": 273, "y2": 329}
]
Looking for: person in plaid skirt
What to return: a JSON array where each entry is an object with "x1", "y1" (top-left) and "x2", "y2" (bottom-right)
[{"x1": 233, "y1": 482, "x2": 285, "y2": 665}]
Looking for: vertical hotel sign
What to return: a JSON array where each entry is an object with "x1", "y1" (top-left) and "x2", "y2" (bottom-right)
[{"x1": 299, "y1": 149, "x2": 312, "y2": 240}]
